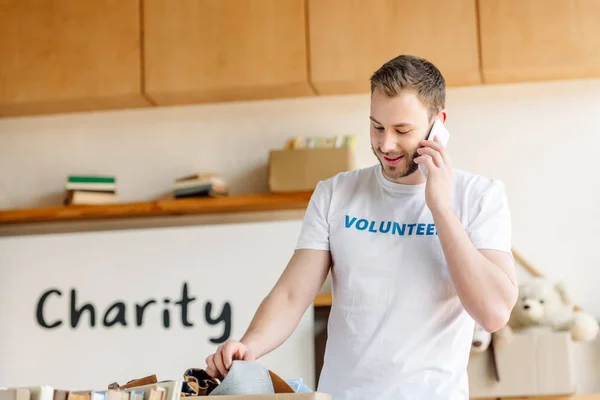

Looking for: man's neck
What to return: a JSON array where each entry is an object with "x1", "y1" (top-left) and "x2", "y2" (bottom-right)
[{"x1": 383, "y1": 170, "x2": 426, "y2": 185}]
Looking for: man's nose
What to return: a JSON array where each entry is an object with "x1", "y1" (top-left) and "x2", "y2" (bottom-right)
[{"x1": 380, "y1": 131, "x2": 397, "y2": 153}]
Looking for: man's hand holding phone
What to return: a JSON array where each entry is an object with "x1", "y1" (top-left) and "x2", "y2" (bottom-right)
[{"x1": 415, "y1": 120, "x2": 453, "y2": 215}]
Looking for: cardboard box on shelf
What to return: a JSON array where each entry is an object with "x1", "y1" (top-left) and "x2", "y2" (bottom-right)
[
  {"x1": 267, "y1": 148, "x2": 354, "y2": 193},
  {"x1": 468, "y1": 331, "x2": 576, "y2": 399}
]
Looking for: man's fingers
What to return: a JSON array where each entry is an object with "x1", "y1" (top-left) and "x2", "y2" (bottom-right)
[
  {"x1": 222, "y1": 343, "x2": 236, "y2": 369},
  {"x1": 205, "y1": 365, "x2": 219, "y2": 380},
  {"x1": 420, "y1": 138, "x2": 448, "y2": 164},
  {"x1": 214, "y1": 352, "x2": 227, "y2": 378},
  {"x1": 206, "y1": 341, "x2": 251, "y2": 380},
  {"x1": 205, "y1": 354, "x2": 222, "y2": 380},
  {"x1": 238, "y1": 346, "x2": 255, "y2": 361},
  {"x1": 417, "y1": 147, "x2": 443, "y2": 168},
  {"x1": 415, "y1": 155, "x2": 436, "y2": 172},
  {"x1": 213, "y1": 345, "x2": 228, "y2": 378}
]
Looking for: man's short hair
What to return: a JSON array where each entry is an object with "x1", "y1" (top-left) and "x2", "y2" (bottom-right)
[{"x1": 370, "y1": 54, "x2": 446, "y2": 120}]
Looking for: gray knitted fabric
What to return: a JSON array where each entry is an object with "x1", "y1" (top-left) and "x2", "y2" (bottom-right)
[{"x1": 209, "y1": 360, "x2": 275, "y2": 396}]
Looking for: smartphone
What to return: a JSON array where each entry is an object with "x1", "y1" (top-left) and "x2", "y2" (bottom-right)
[{"x1": 418, "y1": 118, "x2": 450, "y2": 178}]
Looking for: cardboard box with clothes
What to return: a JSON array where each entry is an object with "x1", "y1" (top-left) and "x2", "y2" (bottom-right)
[
  {"x1": 0, "y1": 362, "x2": 329, "y2": 400},
  {"x1": 179, "y1": 361, "x2": 328, "y2": 399}
]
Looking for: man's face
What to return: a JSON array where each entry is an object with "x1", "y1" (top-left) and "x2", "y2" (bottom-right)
[{"x1": 369, "y1": 87, "x2": 434, "y2": 183}]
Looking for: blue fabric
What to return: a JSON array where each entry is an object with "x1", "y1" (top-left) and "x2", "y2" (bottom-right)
[{"x1": 286, "y1": 378, "x2": 313, "y2": 393}]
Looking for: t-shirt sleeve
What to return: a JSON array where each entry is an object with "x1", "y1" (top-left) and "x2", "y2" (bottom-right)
[
  {"x1": 295, "y1": 180, "x2": 331, "y2": 251},
  {"x1": 466, "y1": 179, "x2": 512, "y2": 254}
]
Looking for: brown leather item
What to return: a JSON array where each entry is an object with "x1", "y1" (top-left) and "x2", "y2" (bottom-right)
[
  {"x1": 108, "y1": 374, "x2": 158, "y2": 390},
  {"x1": 268, "y1": 370, "x2": 295, "y2": 394}
]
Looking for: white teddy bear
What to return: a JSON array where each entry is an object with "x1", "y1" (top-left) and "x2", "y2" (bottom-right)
[{"x1": 494, "y1": 277, "x2": 599, "y2": 349}]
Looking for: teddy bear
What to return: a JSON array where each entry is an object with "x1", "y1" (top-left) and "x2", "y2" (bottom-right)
[
  {"x1": 494, "y1": 277, "x2": 599, "y2": 349},
  {"x1": 471, "y1": 322, "x2": 492, "y2": 353}
]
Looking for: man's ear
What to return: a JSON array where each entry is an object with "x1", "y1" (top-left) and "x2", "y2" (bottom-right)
[{"x1": 437, "y1": 110, "x2": 447, "y2": 123}]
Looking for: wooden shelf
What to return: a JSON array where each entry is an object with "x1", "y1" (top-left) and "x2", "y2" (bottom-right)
[
  {"x1": 0, "y1": 191, "x2": 335, "y2": 307},
  {"x1": 314, "y1": 293, "x2": 332, "y2": 307},
  {"x1": 0, "y1": 191, "x2": 313, "y2": 225}
]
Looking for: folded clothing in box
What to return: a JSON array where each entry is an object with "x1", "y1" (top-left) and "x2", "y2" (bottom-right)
[{"x1": 181, "y1": 361, "x2": 326, "y2": 399}]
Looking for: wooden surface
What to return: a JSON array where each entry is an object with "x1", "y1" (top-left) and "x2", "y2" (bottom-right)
[
  {"x1": 0, "y1": 0, "x2": 149, "y2": 116},
  {"x1": 143, "y1": 0, "x2": 314, "y2": 105},
  {"x1": 3, "y1": 0, "x2": 600, "y2": 116},
  {"x1": 478, "y1": 0, "x2": 600, "y2": 83},
  {"x1": 499, "y1": 395, "x2": 600, "y2": 399},
  {"x1": 0, "y1": 192, "x2": 313, "y2": 225},
  {"x1": 307, "y1": 0, "x2": 481, "y2": 94},
  {"x1": 314, "y1": 293, "x2": 332, "y2": 307}
]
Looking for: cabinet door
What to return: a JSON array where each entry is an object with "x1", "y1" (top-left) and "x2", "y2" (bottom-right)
[
  {"x1": 478, "y1": 0, "x2": 600, "y2": 83},
  {"x1": 0, "y1": 0, "x2": 148, "y2": 116},
  {"x1": 307, "y1": 0, "x2": 481, "y2": 95},
  {"x1": 143, "y1": 0, "x2": 313, "y2": 105}
]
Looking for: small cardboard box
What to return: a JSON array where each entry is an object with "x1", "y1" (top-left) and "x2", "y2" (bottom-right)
[
  {"x1": 468, "y1": 331, "x2": 576, "y2": 398},
  {"x1": 268, "y1": 148, "x2": 354, "y2": 193}
]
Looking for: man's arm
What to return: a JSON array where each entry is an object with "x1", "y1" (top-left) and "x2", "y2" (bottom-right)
[
  {"x1": 205, "y1": 248, "x2": 330, "y2": 378},
  {"x1": 416, "y1": 136, "x2": 518, "y2": 332},
  {"x1": 432, "y1": 208, "x2": 517, "y2": 332},
  {"x1": 240, "y1": 248, "x2": 331, "y2": 358},
  {"x1": 206, "y1": 180, "x2": 333, "y2": 379}
]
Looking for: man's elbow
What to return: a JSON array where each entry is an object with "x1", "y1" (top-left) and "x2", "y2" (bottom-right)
[
  {"x1": 479, "y1": 294, "x2": 517, "y2": 332},
  {"x1": 479, "y1": 308, "x2": 511, "y2": 332}
]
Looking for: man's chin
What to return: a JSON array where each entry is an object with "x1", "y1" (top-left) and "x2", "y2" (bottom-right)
[{"x1": 381, "y1": 162, "x2": 418, "y2": 180}]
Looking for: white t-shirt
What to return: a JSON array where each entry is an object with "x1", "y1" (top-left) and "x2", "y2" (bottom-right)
[{"x1": 296, "y1": 164, "x2": 512, "y2": 400}]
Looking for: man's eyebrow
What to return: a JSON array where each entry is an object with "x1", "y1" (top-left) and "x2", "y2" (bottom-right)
[{"x1": 369, "y1": 116, "x2": 414, "y2": 128}]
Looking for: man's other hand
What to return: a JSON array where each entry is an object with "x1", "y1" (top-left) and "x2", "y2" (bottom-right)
[{"x1": 205, "y1": 339, "x2": 255, "y2": 379}]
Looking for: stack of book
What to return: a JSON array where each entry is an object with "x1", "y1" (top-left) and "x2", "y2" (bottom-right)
[
  {"x1": 172, "y1": 173, "x2": 228, "y2": 199},
  {"x1": 283, "y1": 134, "x2": 355, "y2": 150},
  {"x1": 63, "y1": 175, "x2": 117, "y2": 206},
  {"x1": 0, "y1": 381, "x2": 176, "y2": 400}
]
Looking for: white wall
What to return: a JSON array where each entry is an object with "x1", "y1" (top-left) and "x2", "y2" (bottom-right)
[
  {"x1": 0, "y1": 219, "x2": 314, "y2": 391},
  {"x1": 1, "y1": 78, "x2": 600, "y2": 392}
]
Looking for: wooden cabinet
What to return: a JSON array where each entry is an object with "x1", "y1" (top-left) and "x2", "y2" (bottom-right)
[
  {"x1": 0, "y1": 0, "x2": 148, "y2": 116},
  {"x1": 478, "y1": 0, "x2": 600, "y2": 83},
  {"x1": 307, "y1": 0, "x2": 482, "y2": 95},
  {"x1": 143, "y1": 0, "x2": 314, "y2": 105},
  {"x1": 4, "y1": 0, "x2": 600, "y2": 117}
]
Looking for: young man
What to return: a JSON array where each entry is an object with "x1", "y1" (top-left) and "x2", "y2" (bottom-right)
[{"x1": 204, "y1": 55, "x2": 518, "y2": 399}]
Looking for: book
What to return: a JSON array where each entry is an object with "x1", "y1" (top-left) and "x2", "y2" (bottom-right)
[
  {"x1": 68, "y1": 176, "x2": 115, "y2": 184},
  {"x1": 64, "y1": 190, "x2": 117, "y2": 206},
  {"x1": 65, "y1": 183, "x2": 116, "y2": 192},
  {"x1": 64, "y1": 174, "x2": 118, "y2": 205},
  {"x1": 282, "y1": 135, "x2": 355, "y2": 150},
  {"x1": 0, "y1": 388, "x2": 31, "y2": 400},
  {"x1": 172, "y1": 173, "x2": 228, "y2": 199}
]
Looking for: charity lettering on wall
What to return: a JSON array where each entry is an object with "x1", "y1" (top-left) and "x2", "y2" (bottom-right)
[
  {"x1": 0, "y1": 221, "x2": 315, "y2": 391},
  {"x1": 35, "y1": 282, "x2": 232, "y2": 343}
]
